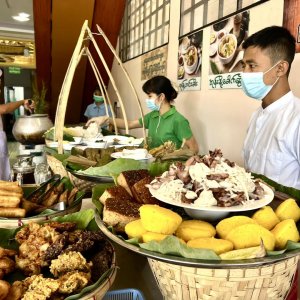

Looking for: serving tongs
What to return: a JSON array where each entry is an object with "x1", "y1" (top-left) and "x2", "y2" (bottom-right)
[{"x1": 25, "y1": 174, "x2": 61, "y2": 204}]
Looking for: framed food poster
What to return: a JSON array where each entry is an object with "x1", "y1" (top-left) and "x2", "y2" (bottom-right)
[
  {"x1": 177, "y1": 30, "x2": 203, "y2": 91},
  {"x1": 208, "y1": 11, "x2": 250, "y2": 89}
]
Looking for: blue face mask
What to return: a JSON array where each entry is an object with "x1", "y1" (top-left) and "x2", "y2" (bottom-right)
[
  {"x1": 93, "y1": 95, "x2": 104, "y2": 103},
  {"x1": 241, "y1": 62, "x2": 280, "y2": 100},
  {"x1": 145, "y1": 97, "x2": 161, "y2": 111}
]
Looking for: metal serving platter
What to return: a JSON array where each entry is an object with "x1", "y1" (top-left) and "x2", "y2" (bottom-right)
[
  {"x1": 95, "y1": 213, "x2": 300, "y2": 268},
  {"x1": 67, "y1": 167, "x2": 114, "y2": 183}
]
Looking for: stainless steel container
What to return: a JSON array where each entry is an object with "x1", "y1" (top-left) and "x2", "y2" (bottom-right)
[{"x1": 12, "y1": 114, "x2": 53, "y2": 145}]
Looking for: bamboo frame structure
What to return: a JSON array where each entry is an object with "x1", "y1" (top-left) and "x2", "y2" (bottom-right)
[{"x1": 54, "y1": 20, "x2": 146, "y2": 154}]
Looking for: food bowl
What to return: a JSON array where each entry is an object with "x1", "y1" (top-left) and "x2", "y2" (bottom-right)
[
  {"x1": 217, "y1": 33, "x2": 237, "y2": 65},
  {"x1": 183, "y1": 45, "x2": 198, "y2": 74}
]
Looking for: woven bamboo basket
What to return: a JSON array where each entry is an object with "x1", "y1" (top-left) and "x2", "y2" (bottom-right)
[{"x1": 148, "y1": 256, "x2": 299, "y2": 300}]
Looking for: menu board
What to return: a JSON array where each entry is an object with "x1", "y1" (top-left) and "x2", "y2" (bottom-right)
[{"x1": 208, "y1": 11, "x2": 250, "y2": 89}]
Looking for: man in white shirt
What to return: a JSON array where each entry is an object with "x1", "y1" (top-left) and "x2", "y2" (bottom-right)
[{"x1": 241, "y1": 26, "x2": 300, "y2": 189}]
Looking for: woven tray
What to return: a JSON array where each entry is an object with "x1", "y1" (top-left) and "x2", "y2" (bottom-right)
[{"x1": 148, "y1": 256, "x2": 299, "y2": 300}]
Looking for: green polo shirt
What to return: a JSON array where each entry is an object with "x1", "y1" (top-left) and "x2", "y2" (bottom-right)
[{"x1": 139, "y1": 106, "x2": 193, "y2": 149}]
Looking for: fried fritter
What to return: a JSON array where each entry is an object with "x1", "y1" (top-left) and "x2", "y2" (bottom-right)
[
  {"x1": 22, "y1": 275, "x2": 59, "y2": 300},
  {"x1": 0, "y1": 257, "x2": 15, "y2": 279},
  {"x1": 5, "y1": 281, "x2": 27, "y2": 300},
  {"x1": 58, "y1": 271, "x2": 90, "y2": 294},
  {"x1": 0, "y1": 247, "x2": 17, "y2": 258},
  {"x1": 16, "y1": 223, "x2": 61, "y2": 275},
  {"x1": 50, "y1": 251, "x2": 91, "y2": 278},
  {"x1": 0, "y1": 279, "x2": 10, "y2": 300}
]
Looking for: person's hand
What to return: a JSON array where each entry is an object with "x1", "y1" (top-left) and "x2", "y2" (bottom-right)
[
  {"x1": 86, "y1": 116, "x2": 109, "y2": 127},
  {"x1": 23, "y1": 99, "x2": 35, "y2": 114}
]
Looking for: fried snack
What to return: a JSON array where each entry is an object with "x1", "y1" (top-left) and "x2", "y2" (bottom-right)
[
  {"x1": 271, "y1": 219, "x2": 300, "y2": 249},
  {"x1": 0, "y1": 257, "x2": 15, "y2": 278},
  {"x1": 50, "y1": 252, "x2": 91, "y2": 278},
  {"x1": 142, "y1": 232, "x2": 168, "y2": 243},
  {"x1": 22, "y1": 275, "x2": 59, "y2": 300},
  {"x1": 21, "y1": 199, "x2": 44, "y2": 214},
  {"x1": 139, "y1": 205, "x2": 182, "y2": 235},
  {"x1": 0, "y1": 190, "x2": 22, "y2": 198},
  {"x1": 67, "y1": 187, "x2": 78, "y2": 206},
  {"x1": 56, "y1": 182, "x2": 65, "y2": 194},
  {"x1": 42, "y1": 191, "x2": 59, "y2": 207},
  {"x1": 0, "y1": 280, "x2": 10, "y2": 300},
  {"x1": 58, "y1": 189, "x2": 68, "y2": 204},
  {"x1": 252, "y1": 206, "x2": 280, "y2": 230},
  {"x1": 176, "y1": 220, "x2": 216, "y2": 242},
  {"x1": 0, "y1": 208, "x2": 26, "y2": 218},
  {"x1": 216, "y1": 216, "x2": 257, "y2": 239},
  {"x1": 149, "y1": 141, "x2": 176, "y2": 158},
  {"x1": 275, "y1": 198, "x2": 300, "y2": 222},
  {"x1": 0, "y1": 247, "x2": 17, "y2": 258},
  {"x1": 0, "y1": 196, "x2": 21, "y2": 208},
  {"x1": 125, "y1": 219, "x2": 147, "y2": 239},
  {"x1": 226, "y1": 223, "x2": 275, "y2": 251},
  {"x1": 58, "y1": 271, "x2": 90, "y2": 294},
  {"x1": 5, "y1": 281, "x2": 27, "y2": 300},
  {"x1": 187, "y1": 237, "x2": 233, "y2": 255}
]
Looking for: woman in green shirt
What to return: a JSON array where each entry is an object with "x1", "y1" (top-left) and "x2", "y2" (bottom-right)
[{"x1": 86, "y1": 76, "x2": 199, "y2": 154}]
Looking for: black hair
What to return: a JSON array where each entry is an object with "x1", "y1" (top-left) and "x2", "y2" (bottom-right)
[
  {"x1": 142, "y1": 76, "x2": 177, "y2": 102},
  {"x1": 242, "y1": 26, "x2": 296, "y2": 73}
]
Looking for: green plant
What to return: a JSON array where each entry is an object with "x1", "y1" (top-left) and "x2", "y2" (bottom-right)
[{"x1": 32, "y1": 77, "x2": 49, "y2": 114}]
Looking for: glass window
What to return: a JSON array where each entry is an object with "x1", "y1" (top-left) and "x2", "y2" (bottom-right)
[
  {"x1": 180, "y1": 0, "x2": 269, "y2": 37},
  {"x1": 119, "y1": 0, "x2": 170, "y2": 62}
]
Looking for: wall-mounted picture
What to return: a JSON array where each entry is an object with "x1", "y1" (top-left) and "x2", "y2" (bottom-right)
[
  {"x1": 177, "y1": 30, "x2": 203, "y2": 91},
  {"x1": 208, "y1": 11, "x2": 250, "y2": 89}
]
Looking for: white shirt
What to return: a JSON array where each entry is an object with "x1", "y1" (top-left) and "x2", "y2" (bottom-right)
[{"x1": 242, "y1": 91, "x2": 300, "y2": 189}]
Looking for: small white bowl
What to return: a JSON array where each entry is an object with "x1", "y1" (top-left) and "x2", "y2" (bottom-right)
[
  {"x1": 184, "y1": 208, "x2": 230, "y2": 222},
  {"x1": 73, "y1": 136, "x2": 82, "y2": 143},
  {"x1": 217, "y1": 33, "x2": 237, "y2": 65}
]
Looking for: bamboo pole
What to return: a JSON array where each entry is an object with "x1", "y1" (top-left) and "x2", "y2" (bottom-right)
[
  {"x1": 85, "y1": 26, "x2": 129, "y2": 135},
  {"x1": 85, "y1": 48, "x2": 118, "y2": 134},
  {"x1": 54, "y1": 20, "x2": 89, "y2": 154},
  {"x1": 96, "y1": 25, "x2": 147, "y2": 146}
]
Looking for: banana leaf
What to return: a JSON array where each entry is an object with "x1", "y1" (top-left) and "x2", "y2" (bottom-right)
[
  {"x1": 92, "y1": 183, "x2": 115, "y2": 214},
  {"x1": 44, "y1": 127, "x2": 75, "y2": 141},
  {"x1": 139, "y1": 235, "x2": 220, "y2": 260},
  {"x1": 0, "y1": 209, "x2": 115, "y2": 299},
  {"x1": 252, "y1": 173, "x2": 300, "y2": 201}
]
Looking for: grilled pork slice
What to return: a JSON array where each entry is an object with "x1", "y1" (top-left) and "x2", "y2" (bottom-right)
[
  {"x1": 117, "y1": 169, "x2": 150, "y2": 196},
  {"x1": 132, "y1": 176, "x2": 160, "y2": 205},
  {"x1": 103, "y1": 198, "x2": 142, "y2": 232},
  {"x1": 99, "y1": 185, "x2": 133, "y2": 205}
]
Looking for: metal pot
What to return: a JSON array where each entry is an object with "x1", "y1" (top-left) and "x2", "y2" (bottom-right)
[{"x1": 12, "y1": 114, "x2": 53, "y2": 145}]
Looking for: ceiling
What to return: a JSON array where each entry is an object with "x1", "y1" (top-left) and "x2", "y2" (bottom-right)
[{"x1": 0, "y1": 0, "x2": 34, "y2": 40}]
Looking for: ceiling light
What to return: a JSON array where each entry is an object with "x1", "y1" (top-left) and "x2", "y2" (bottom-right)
[{"x1": 12, "y1": 12, "x2": 30, "y2": 22}]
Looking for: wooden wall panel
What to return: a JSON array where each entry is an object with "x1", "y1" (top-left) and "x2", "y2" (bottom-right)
[
  {"x1": 80, "y1": 0, "x2": 126, "y2": 121},
  {"x1": 283, "y1": 0, "x2": 300, "y2": 53},
  {"x1": 51, "y1": 0, "x2": 94, "y2": 124},
  {"x1": 33, "y1": 0, "x2": 52, "y2": 112}
]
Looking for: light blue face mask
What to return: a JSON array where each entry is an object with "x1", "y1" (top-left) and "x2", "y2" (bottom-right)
[
  {"x1": 145, "y1": 97, "x2": 161, "y2": 111},
  {"x1": 93, "y1": 95, "x2": 104, "y2": 103},
  {"x1": 241, "y1": 62, "x2": 280, "y2": 100}
]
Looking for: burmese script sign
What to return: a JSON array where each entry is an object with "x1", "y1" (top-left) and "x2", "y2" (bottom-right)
[
  {"x1": 209, "y1": 72, "x2": 242, "y2": 89},
  {"x1": 141, "y1": 45, "x2": 168, "y2": 80}
]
